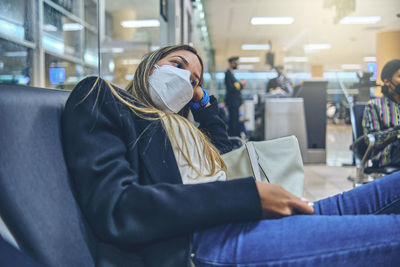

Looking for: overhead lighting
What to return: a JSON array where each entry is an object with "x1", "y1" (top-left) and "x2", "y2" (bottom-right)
[
  {"x1": 251, "y1": 17, "x2": 294, "y2": 25},
  {"x1": 239, "y1": 57, "x2": 260, "y2": 63},
  {"x1": 43, "y1": 35, "x2": 64, "y2": 53},
  {"x1": 4, "y1": 51, "x2": 28, "y2": 57},
  {"x1": 121, "y1": 19, "x2": 160, "y2": 28},
  {"x1": 284, "y1": 56, "x2": 308, "y2": 63},
  {"x1": 304, "y1": 44, "x2": 331, "y2": 51},
  {"x1": 341, "y1": 64, "x2": 361, "y2": 70},
  {"x1": 43, "y1": 24, "x2": 58, "y2": 32},
  {"x1": 363, "y1": 56, "x2": 376, "y2": 62},
  {"x1": 84, "y1": 53, "x2": 98, "y2": 66},
  {"x1": 101, "y1": 47, "x2": 124, "y2": 53},
  {"x1": 109, "y1": 61, "x2": 115, "y2": 72},
  {"x1": 62, "y1": 23, "x2": 83, "y2": 31},
  {"x1": 125, "y1": 74, "x2": 134, "y2": 80},
  {"x1": 340, "y1": 16, "x2": 381, "y2": 24},
  {"x1": 121, "y1": 59, "x2": 141, "y2": 65},
  {"x1": 0, "y1": 19, "x2": 24, "y2": 41},
  {"x1": 238, "y1": 64, "x2": 254, "y2": 70},
  {"x1": 241, "y1": 44, "x2": 270, "y2": 50}
]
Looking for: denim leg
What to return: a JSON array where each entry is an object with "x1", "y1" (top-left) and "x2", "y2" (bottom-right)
[
  {"x1": 192, "y1": 172, "x2": 400, "y2": 266},
  {"x1": 192, "y1": 216, "x2": 400, "y2": 267},
  {"x1": 314, "y1": 170, "x2": 400, "y2": 215}
]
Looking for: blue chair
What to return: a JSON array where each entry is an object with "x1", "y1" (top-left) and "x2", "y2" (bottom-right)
[
  {"x1": 0, "y1": 236, "x2": 42, "y2": 267},
  {"x1": 0, "y1": 83, "x2": 94, "y2": 266}
]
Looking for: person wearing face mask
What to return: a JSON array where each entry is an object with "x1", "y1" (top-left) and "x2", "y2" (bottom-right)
[
  {"x1": 362, "y1": 59, "x2": 400, "y2": 168},
  {"x1": 224, "y1": 56, "x2": 246, "y2": 137},
  {"x1": 62, "y1": 46, "x2": 400, "y2": 267}
]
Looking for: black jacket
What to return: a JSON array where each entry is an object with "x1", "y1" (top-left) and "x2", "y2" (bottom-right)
[
  {"x1": 224, "y1": 69, "x2": 242, "y2": 107},
  {"x1": 62, "y1": 77, "x2": 262, "y2": 267}
]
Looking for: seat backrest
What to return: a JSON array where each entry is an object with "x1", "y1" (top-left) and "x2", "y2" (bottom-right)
[
  {"x1": 352, "y1": 102, "x2": 368, "y2": 139},
  {"x1": 0, "y1": 84, "x2": 94, "y2": 266}
]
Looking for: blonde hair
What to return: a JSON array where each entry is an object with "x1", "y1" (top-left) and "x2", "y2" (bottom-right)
[{"x1": 94, "y1": 45, "x2": 227, "y2": 177}]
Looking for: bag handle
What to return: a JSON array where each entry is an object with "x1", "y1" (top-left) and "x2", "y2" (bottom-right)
[
  {"x1": 245, "y1": 142, "x2": 262, "y2": 181},
  {"x1": 245, "y1": 142, "x2": 270, "y2": 183}
]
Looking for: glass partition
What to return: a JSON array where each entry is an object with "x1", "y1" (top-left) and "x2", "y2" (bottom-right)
[
  {"x1": 100, "y1": 0, "x2": 160, "y2": 87},
  {"x1": 0, "y1": 0, "x2": 167, "y2": 89}
]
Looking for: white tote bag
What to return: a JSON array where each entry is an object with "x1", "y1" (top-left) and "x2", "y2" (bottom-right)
[{"x1": 222, "y1": 135, "x2": 304, "y2": 197}]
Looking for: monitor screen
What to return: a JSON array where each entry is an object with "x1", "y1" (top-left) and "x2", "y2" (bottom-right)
[
  {"x1": 366, "y1": 62, "x2": 377, "y2": 80},
  {"x1": 49, "y1": 67, "x2": 66, "y2": 84}
]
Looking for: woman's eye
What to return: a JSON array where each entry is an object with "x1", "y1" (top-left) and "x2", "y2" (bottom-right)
[
  {"x1": 191, "y1": 80, "x2": 198, "y2": 87},
  {"x1": 173, "y1": 61, "x2": 183, "y2": 68}
]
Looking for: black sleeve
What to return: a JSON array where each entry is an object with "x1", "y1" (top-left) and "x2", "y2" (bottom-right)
[
  {"x1": 225, "y1": 70, "x2": 241, "y2": 93},
  {"x1": 267, "y1": 78, "x2": 278, "y2": 91},
  {"x1": 191, "y1": 96, "x2": 233, "y2": 154},
  {"x1": 62, "y1": 77, "x2": 262, "y2": 246}
]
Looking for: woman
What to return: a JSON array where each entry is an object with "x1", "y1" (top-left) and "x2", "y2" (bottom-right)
[
  {"x1": 63, "y1": 45, "x2": 400, "y2": 267},
  {"x1": 363, "y1": 59, "x2": 400, "y2": 167}
]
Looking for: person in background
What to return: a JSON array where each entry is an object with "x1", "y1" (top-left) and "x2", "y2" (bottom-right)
[
  {"x1": 266, "y1": 65, "x2": 294, "y2": 96},
  {"x1": 224, "y1": 56, "x2": 246, "y2": 137},
  {"x1": 62, "y1": 45, "x2": 400, "y2": 267},
  {"x1": 362, "y1": 59, "x2": 400, "y2": 167}
]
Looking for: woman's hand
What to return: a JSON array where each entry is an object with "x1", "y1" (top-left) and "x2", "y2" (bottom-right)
[
  {"x1": 255, "y1": 181, "x2": 314, "y2": 219},
  {"x1": 192, "y1": 86, "x2": 203, "y2": 102},
  {"x1": 192, "y1": 86, "x2": 211, "y2": 107}
]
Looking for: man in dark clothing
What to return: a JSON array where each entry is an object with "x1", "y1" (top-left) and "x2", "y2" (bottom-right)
[
  {"x1": 266, "y1": 65, "x2": 293, "y2": 96},
  {"x1": 225, "y1": 56, "x2": 245, "y2": 137}
]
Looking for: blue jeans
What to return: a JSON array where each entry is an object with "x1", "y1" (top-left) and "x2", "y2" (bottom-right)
[{"x1": 192, "y1": 171, "x2": 400, "y2": 266}]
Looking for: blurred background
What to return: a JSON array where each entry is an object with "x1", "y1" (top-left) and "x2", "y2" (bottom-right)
[{"x1": 1, "y1": 0, "x2": 400, "y2": 174}]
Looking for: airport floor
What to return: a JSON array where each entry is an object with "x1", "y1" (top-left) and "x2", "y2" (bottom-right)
[{"x1": 303, "y1": 122, "x2": 355, "y2": 202}]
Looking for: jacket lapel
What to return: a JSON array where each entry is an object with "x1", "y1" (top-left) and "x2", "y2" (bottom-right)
[{"x1": 135, "y1": 119, "x2": 182, "y2": 184}]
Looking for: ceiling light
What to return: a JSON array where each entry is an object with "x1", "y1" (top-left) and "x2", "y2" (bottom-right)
[
  {"x1": 304, "y1": 44, "x2": 331, "y2": 51},
  {"x1": 43, "y1": 36, "x2": 64, "y2": 53},
  {"x1": 43, "y1": 24, "x2": 58, "y2": 32},
  {"x1": 340, "y1": 16, "x2": 381, "y2": 24},
  {"x1": 121, "y1": 59, "x2": 141, "y2": 65},
  {"x1": 341, "y1": 64, "x2": 361, "y2": 70},
  {"x1": 238, "y1": 64, "x2": 254, "y2": 70},
  {"x1": 121, "y1": 19, "x2": 160, "y2": 28},
  {"x1": 62, "y1": 23, "x2": 83, "y2": 31},
  {"x1": 239, "y1": 57, "x2": 260, "y2": 63},
  {"x1": 284, "y1": 57, "x2": 308, "y2": 63},
  {"x1": 241, "y1": 44, "x2": 270, "y2": 50},
  {"x1": 251, "y1": 17, "x2": 294, "y2": 25},
  {"x1": 363, "y1": 56, "x2": 376, "y2": 62},
  {"x1": 84, "y1": 53, "x2": 98, "y2": 65},
  {"x1": 4, "y1": 51, "x2": 28, "y2": 57},
  {"x1": 101, "y1": 47, "x2": 124, "y2": 53}
]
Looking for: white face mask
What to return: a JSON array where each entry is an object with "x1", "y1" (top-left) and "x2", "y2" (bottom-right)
[{"x1": 148, "y1": 64, "x2": 194, "y2": 113}]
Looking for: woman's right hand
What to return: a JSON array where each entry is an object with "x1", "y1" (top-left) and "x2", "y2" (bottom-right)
[{"x1": 255, "y1": 181, "x2": 314, "y2": 219}]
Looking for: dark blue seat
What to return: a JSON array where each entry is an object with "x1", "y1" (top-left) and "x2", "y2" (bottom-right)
[
  {"x1": 0, "y1": 84, "x2": 94, "y2": 266},
  {"x1": 0, "y1": 236, "x2": 42, "y2": 267}
]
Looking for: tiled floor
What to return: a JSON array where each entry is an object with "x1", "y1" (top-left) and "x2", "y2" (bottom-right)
[{"x1": 303, "y1": 123, "x2": 356, "y2": 202}]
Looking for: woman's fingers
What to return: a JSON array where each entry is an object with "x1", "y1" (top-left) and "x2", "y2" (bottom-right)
[
  {"x1": 255, "y1": 181, "x2": 314, "y2": 219},
  {"x1": 291, "y1": 198, "x2": 314, "y2": 215},
  {"x1": 192, "y1": 86, "x2": 203, "y2": 102}
]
